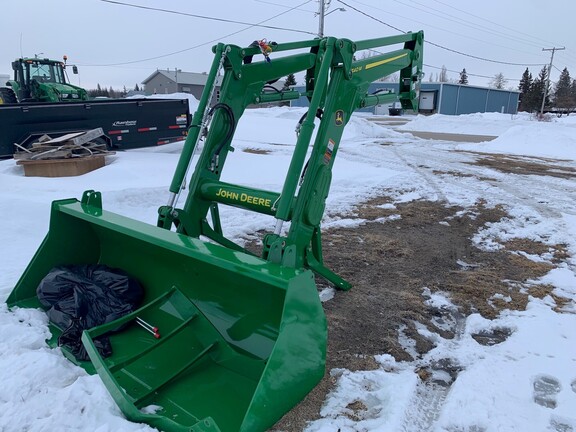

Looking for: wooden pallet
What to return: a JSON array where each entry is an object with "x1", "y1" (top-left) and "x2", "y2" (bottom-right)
[{"x1": 17, "y1": 155, "x2": 106, "y2": 177}]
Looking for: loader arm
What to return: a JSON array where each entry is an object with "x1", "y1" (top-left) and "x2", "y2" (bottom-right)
[
  {"x1": 159, "y1": 32, "x2": 424, "y2": 289},
  {"x1": 7, "y1": 32, "x2": 423, "y2": 432}
]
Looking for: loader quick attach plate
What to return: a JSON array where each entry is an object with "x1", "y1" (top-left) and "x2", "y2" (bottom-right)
[{"x1": 7, "y1": 196, "x2": 326, "y2": 432}]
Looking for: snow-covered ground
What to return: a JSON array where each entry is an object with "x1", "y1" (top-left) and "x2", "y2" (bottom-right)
[{"x1": 1, "y1": 105, "x2": 575, "y2": 432}]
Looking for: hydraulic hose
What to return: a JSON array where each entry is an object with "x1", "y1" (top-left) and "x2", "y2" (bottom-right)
[
  {"x1": 208, "y1": 103, "x2": 236, "y2": 171},
  {"x1": 295, "y1": 108, "x2": 323, "y2": 137}
]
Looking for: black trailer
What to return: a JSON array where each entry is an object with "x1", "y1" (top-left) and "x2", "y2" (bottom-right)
[{"x1": 0, "y1": 98, "x2": 190, "y2": 158}]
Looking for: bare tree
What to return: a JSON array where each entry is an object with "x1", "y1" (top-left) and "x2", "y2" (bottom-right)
[
  {"x1": 438, "y1": 65, "x2": 448, "y2": 82},
  {"x1": 376, "y1": 73, "x2": 399, "y2": 83},
  {"x1": 489, "y1": 73, "x2": 508, "y2": 89}
]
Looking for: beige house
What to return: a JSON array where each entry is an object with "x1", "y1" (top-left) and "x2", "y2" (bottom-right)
[
  {"x1": 142, "y1": 69, "x2": 286, "y2": 107},
  {"x1": 142, "y1": 69, "x2": 223, "y2": 101}
]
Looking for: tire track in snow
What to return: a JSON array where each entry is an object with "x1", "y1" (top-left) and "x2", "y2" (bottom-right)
[
  {"x1": 389, "y1": 146, "x2": 449, "y2": 202},
  {"x1": 360, "y1": 140, "x2": 576, "y2": 220}
]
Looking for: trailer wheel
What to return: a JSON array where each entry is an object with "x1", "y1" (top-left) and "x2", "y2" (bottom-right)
[{"x1": 0, "y1": 88, "x2": 17, "y2": 104}]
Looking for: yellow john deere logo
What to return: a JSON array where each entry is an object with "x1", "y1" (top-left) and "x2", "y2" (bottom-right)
[{"x1": 335, "y1": 110, "x2": 344, "y2": 126}]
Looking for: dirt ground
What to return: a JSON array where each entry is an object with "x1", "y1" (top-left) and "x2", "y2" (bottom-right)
[{"x1": 269, "y1": 176, "x2": 569, "y2": 431}]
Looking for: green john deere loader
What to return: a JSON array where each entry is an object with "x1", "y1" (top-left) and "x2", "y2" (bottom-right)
[
  {"x1": 0, "y1": 56, "x2": 87, "y2": 104},
  {"x1": 7, "y1": 32, "x2": 423, "y2": 432}
]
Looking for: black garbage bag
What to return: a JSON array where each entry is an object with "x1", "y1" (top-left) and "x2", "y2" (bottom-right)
[{"x1": 37, "y1": 264, "x2": 144, "y2": 361}]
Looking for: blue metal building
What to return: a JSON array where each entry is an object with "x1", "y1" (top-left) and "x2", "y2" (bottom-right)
[
  {"x1": 291, "y1": 82, "x2": 520, "y2": 115},
  {"x1": 417, "y1": 83, "x2": 520, "y2": 115}
]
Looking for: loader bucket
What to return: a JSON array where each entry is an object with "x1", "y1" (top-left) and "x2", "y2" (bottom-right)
[{"x1": 7, "y1": 192, "x2": 326, "y2": 432}]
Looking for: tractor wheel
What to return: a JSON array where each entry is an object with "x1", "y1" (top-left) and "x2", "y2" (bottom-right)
[{"x1": 0, "y1": 87, "x2": 17, "y2": 104}]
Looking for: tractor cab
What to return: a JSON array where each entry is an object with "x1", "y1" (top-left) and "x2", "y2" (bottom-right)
[{"x1": 9, "y1": 57, "x2": 87, "y2": 103}]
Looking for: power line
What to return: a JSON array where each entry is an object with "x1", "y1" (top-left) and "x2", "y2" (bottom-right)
[
  {"x1": 426, "y1": 40, "x2": 544, "y2": 67},
  {"x1": 337, "y1": 0, "x2": 546, "y2": 67},
  {"x1": 99, "y1": 0, "x2": 315, "y2": 35},
  {"x1": 336, "y1": 0, "x2": 404, "y2": 32},
  {"x1": 423, "y1": 64, "x2": 519, "y2": 82},
  {"x1": 253, "y1": 0, "x2": 315, "y2": 14},
  {"x1": 83, "y1": 0, "x2": 314, "y2": 67},
  {"x1": 429, "y1": 0, "x2": 562, "y2": 48},
  {"x1": 351, "y1": 0, "x2": 538, "y2": 59},
  {"x1": 426, "y1": 0, "x2": 574, "y2": 73},
  {"x1": 425, "y1": 0, "x2": 574, "y2": 73},
  {"x1": 393, "y1": 0, "x2": 552, "y2": 57}
]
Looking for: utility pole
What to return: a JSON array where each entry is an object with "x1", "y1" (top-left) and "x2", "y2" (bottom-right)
[
  {"x1": 175, "y1": 67, "x2": 178, "y2": 93},
  {"x1": 540, "y1": 46, "x2": 565, "y2": 115},
  {"x1": 317, "y1": 1, "x2": 345, "y2": 37},
  {"x1": 317, "y1": 0, "x2": 326, "y2": 38}
]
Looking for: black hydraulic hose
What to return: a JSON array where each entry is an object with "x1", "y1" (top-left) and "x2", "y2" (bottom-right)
[
  {"x1": 296, "y1": 108, "x2": 324, "y2": 185},
  {"x1": 297, "y1": 108, "x2": 323, "y2": 127},
  {"x1": 296, "y1": 108, "x2": 323, "y2": 137},
  {"x1": 263, "y1": 85, "x2": 281, "y2": 93},
  {"x1": 208, "y1": 103, "x2": 236, "y2": 170}
]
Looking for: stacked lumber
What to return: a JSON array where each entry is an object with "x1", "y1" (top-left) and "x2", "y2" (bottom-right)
[
  {"x1": 14, "y1": 128, "x2": 114, "y2": 161},
  {"x1": 15, "y1": 128, "x2": 115, "y2": 177}
]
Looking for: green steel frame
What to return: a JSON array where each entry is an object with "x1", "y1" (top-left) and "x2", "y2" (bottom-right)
[{"x1": 159, "y1": 32, "x2": 424, "y2": 290}]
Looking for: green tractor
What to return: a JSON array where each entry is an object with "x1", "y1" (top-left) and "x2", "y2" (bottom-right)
[{"x1": 0, "y1": 56, "x2": 88, "y2": 104}]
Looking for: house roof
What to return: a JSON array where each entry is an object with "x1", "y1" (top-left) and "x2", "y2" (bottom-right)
[{"x1": 142, "y1": 70, "x2": 223, "y2": 86}]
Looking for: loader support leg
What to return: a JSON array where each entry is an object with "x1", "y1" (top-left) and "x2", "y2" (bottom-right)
[{"x1": 306, "y1": 228, "x2": 351, "y2": 290}]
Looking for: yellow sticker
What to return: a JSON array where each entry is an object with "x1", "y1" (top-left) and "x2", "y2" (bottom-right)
[{"x1": 366, "y1": 53, "x2": 408, "y2": 70}]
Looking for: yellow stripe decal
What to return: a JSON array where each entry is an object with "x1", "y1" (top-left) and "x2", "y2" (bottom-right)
[{"x1": 365, "y1": 53, "x2": 408, "y2": 70}]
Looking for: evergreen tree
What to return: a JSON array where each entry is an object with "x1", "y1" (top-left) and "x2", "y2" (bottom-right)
[
  {"x1": 86, "y1": 84, "x2": 128, "y2": 99},
  {"x1": 522, "y1": 67, "x2": 548, "y2": 112},
  {"x1": 522, "y1": 82, "x2": 540, "y2": 112},
  {"x1": 282, "y1": 73, "x2": 297, "y2": 90},
  {"x1": 459, "y1": 68, "x2": 468, "y2": 85},
  {"x1": 554, "y1": 67, "x2": 574, "y2": 109},
  {"x1": 518, "y1": 68, "x2": 533, "y2": 111},
  {"x1": 88, "y1": 83, "x2": 106, "y2": 98},
  {"x1": 135, "y1": 83, "x2": 140, "y2": 91},
  {"x1": 536, "y1": 66, "x2": 550, "y2": 109}
]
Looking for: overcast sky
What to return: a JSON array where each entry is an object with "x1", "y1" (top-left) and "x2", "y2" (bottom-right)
[{"x1": 2, "y1": 0, "x2": 575, "y2": 91}]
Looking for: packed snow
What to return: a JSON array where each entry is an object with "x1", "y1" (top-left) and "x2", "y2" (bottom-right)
[{"x1": 1, "y1": 101, "x2": 576, "y2": 432}]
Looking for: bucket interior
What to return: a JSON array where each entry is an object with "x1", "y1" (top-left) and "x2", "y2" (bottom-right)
[{"x1": 84, "y1": 287, "x2": 269, "y2": 431}]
